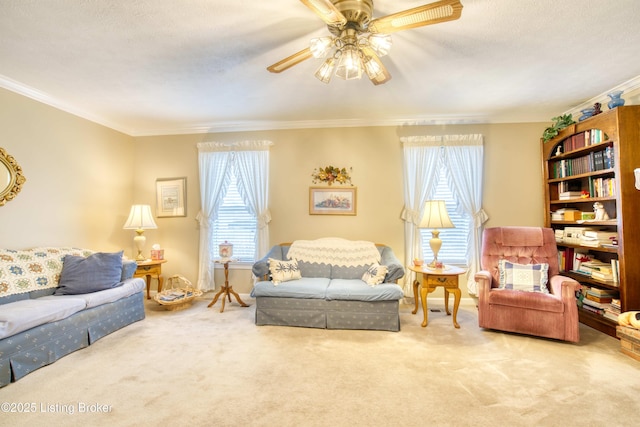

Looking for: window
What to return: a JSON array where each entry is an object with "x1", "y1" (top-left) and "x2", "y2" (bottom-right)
[
  {"x1": 420, "y1": 166, "x2": 471, "y2": 266},
  {"x1": 211, "y1": 173, "x2": 257, "y2": 262}
]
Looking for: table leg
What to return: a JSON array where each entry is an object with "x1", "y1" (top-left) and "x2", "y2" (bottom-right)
[
  {"x1": 157, "y1": 275, "x2": 164, "y2": 295},
  {"x1": 451, "y1": 288, "x2": 461, "y2": 328},
  {"x1": 228, "y1": 287, "x2": 249, "y2": 308},
  {"x1": 444, "y1": 289, "x2": 451, "y2": 315},
  {"x1": 145, "y1": 274, "x2": 151, "y2": 300},
  {"x1": 411, "y1": 279, "x2": 420, "y2": 315},
  {"x1": 207, "y1": 287, "x2": 226, "y2": 309},
  {"x1": 420, "y1": 287, "x2": 429, "y2": 327}
]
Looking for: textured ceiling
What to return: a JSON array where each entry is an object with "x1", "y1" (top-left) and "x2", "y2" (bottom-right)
[{"x1": 1, "y1": 0, "x2": 640, "y2": 136}]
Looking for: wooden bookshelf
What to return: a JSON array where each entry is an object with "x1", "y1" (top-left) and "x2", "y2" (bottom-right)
[{"x1": 542, "y1": 106, "x2": 640, "y2": 338}]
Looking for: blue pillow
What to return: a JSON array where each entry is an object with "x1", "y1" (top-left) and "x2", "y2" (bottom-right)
[
  {"x1": 121, "y1": 260, "x2": 138, "y2": 280},
  {"x1": 55, "y1": 251, "x2": 124, "y2": 295}
]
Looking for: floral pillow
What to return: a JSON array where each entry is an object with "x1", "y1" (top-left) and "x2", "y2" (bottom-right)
[
  {"x1": 498, "y1": 260, "x2": 549, "y2": 293},
  {"x1": 361, "y1": 262, "x2": 388, "y2": 286},
  {"x1": 268, "y1": 258, "x2": 301, "y2": 285}
]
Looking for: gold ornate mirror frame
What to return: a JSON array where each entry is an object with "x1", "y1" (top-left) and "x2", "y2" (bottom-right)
[{"x1": 0, "y1": 147, "x2": 27, "y2": 206}]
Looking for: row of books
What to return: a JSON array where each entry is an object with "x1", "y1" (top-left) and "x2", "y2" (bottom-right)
[
  {"x1": 558, "y1": 227, "x2": 618, "y2": 248},
  {"x1": 554, "y1": 176, "x2": 616, "y2": 199},
  {"x1": 555, "y1": 129, "x2": 608, "y2": 154},
  {"x1": 558, "y1": 247, "x2": 619, "y2": 284},
  {"x1": 578, "y1": 286, "x2": 620, "y2": 321},
  {"x1": 549, "y1": 146, "x2": 614, "y2": 178}
]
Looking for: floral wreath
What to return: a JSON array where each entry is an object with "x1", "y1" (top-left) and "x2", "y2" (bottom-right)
[{"x1": 311, "y1": 166, "x2": 353, "y2": 186}]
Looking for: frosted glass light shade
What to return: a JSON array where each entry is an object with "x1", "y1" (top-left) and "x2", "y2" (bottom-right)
[
  {"x1": 315, "y1": 57, "x2": 336, "y2": 83},
  {"x1": 310, "y1": 36, "x2": 333, "y2": 58},
  {"x1": 335, "y1": 46, "x2": 363, "y2": 80},
  {"x1": 368, "y1": 34, "x2": 392, "y2": 57}
]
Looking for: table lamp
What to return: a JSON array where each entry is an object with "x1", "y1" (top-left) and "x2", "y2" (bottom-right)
[
  {"x1": 123, "y1": 204, "x2": 157, "y2": 261},
  {"x1": 419, "y1": 200, "x2": 455, "y2": 268}
]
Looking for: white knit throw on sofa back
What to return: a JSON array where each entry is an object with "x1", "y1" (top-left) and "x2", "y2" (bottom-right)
[{"x1": 286, "y1": 238, "x2": 381, "y2": 267}]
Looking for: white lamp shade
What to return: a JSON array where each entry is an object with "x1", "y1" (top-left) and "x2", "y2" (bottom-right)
[
  {"x1": 123, "y1": 204, "x2": 157, "y2": 230},
  {"x1": 419, "y1": 200, "x2": 455, "y2": 229}
]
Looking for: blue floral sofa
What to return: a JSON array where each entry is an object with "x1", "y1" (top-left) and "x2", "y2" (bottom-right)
[
  {"x1": 0, "y1": 247, "x2": 145, "y2": 387},
  {"x1": 251, "y1": 238, "x2": 405, "y2": 331}
]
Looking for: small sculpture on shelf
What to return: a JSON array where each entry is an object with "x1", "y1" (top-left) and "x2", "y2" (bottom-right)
[
  {"x1": 593, "y1": 202, "x2": 610, "y2": 221},
  {"x1": 593, "y1": 102, "x2": 602, "y2": 116}
]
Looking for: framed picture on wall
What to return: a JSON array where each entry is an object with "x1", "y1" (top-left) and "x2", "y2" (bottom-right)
[
  {"x1": 156, "y1": 177, "x2": 186, "y2": 217},
  {"x1": 309, "y1": 187, "x2": 357, "y2": 216}
]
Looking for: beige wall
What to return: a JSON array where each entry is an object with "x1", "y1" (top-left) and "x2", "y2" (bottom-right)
[
  {"x1": 0, "y1": 86, "x2": 548, "y2": 299},
  {"x1": 134, "y1": 122, "x2": 547, "y2": 296},
  {"x1": 0, "y1": 88, "x2": 135, "y2": 251}
]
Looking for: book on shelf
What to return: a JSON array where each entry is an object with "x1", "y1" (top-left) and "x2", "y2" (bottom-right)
[
  {"x1": 581, "y1": 303, "x2": 605, "y2": 315},
  {"x1": 611, "y1": 259, "x2": 619, "y2": 284},
  {"x1": 603, "y1": 310, "x2": 619, "y2": 322},
  {"x1": 559, "y1": 191, "x2": 583, "y2": 200},
  {"x1": 582, "y1": 298, "x2": 611, "y2": 310},
  {"x1": 584, "y1": 293, "x2": 614, "y2": 304},
  {"x1": 587, "y1": 287, "x2": 619, "y2": 298}
]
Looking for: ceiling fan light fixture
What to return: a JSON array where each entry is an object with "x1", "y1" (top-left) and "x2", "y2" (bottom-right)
[
  {"x1": 367, "y1": 33, "x2": 392, "y2": 57},
  {"x1": 314, "y1": 57, "x2": 336, "y2": 84},
  {"x1": 335, "y1": 45, "x2": 363, "y2": 80},
  {"x1": 310, "y1": 36, "x2": 334, "y2": 58},
  {"x1": 363, "y1": 56, "x2": 383, "y2": 79}
]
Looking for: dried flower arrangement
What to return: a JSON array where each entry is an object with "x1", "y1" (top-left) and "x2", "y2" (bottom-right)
[{"x1": 311, "y1": 166, "x2": 353, "y2": 186}]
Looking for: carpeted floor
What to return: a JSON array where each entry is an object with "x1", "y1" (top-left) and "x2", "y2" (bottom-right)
[{"x1": 1, "y1": 294, "x2": 638, "y2": 427}]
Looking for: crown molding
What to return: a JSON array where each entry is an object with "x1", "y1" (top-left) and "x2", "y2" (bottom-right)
[
  {"x1": 0, "y1": 74, "x2": 134, "y2": 136},
  {"x1": 563, "y1": 75, "x2": 640, "y2": 118},
  {"x1": 4, "y1": 71, "x2": 639, "y2": 137}
]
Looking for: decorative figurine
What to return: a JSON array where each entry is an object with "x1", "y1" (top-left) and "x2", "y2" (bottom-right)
[
  {"x1": 593, "y1": 102, "x2": 602, "y2": 115},
  {"x1": 593, "y1": 202, "x2": 609, "y2": 220}
]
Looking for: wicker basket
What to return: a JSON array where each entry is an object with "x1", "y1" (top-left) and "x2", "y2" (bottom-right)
[{"x1": 154, "y1": 275, "x2": 202, "y2": 311}]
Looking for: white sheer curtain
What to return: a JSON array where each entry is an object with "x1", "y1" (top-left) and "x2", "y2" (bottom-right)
[
  {"x1": 400, "y1": 134, "x2": 488, "y2": 297},
  {"x1": 196, "y1": 140, "x2": 272, "y2": 291},
  {"x1": 233, "y1": 141, "x2": 272, "y2": 260},
  {"x1": 441, "y1": 134, "x2": 488, "y2": 296},
  {"x1": 196, "y1": 142, "x2": 232, "y2": 291},
  {"x1": 399, "y1": 136, "x2": 441, "y2": 295}
]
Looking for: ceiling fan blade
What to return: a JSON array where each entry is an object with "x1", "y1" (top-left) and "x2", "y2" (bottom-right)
[
  {"x1": 299, "y1": 0, "x2": 347, "y2": 27},
  {"x1": 361, "y1": 47, "x2": 391, "y2": 85},
  {"x1": 368, "y1": 0, "x2": 463, "y2": 34},
  {"x1": 267, "y1": 47, "x2": 314, "y2": 73}
]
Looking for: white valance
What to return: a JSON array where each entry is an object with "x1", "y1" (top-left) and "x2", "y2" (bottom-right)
[
  {"x1": 197, "y1": 140, "x2": 273, "y2": 152},
  {"x1": 400, "y1": 134, "x2": 483, "y2": 147}
]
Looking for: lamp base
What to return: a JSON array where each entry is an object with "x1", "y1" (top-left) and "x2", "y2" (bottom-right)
[{"x1": 133, "y1": 231, "x2": 147, "y2": 261}]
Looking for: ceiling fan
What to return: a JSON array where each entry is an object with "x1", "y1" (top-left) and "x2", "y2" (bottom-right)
[{"x1": 267, "y1": 0, "x2": 463, "y2": 85}]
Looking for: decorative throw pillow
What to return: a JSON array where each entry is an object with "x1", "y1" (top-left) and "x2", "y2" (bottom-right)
[
  {"x1": 268, "y1": 258, "x2": 301, "y2": 285},
  {"x1": 361, "y1": 262, "x2": 388, "y2": 286},
  {"x1": 498, "y1": 260, "x2": 550, "y2": 293},
  {"x1": 121, "y1": 260, "x2": 138, "y2": 280},
  {"x1": 55, "y1": 251, "x2": 124, "y2": 295}
]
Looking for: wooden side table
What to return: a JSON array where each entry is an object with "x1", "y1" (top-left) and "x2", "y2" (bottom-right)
[
  {"x1": 409, "y1": 264, "x2": 466, "y2": 328},
  {"x1": 134, "y1": 259, "x2": 167, "y2": 300},
  {"x1": 207, "y1": 258, "x2": 249, "y2": 313}
]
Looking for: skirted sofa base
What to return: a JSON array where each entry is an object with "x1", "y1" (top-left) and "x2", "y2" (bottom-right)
[
  {"x1": 0, "y1": 247, "x2": 146, "y2": 387},
  {"x1": 0, "y1": 290, "x2": 144, "y2": 387},
  {"x1": 252, "y1": 239, "x2": 405, "y2": 332},
  {"x1": 255, "y1": 297, "x2": 400, "y2": 331}
]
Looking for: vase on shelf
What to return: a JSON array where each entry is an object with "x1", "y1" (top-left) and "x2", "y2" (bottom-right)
[
  {"x1": 579, "y1": 107, "x2": 595, "y2": 121},
  {"x1": 607, "y1": 90, "x2": 625, "y2": 109}
]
